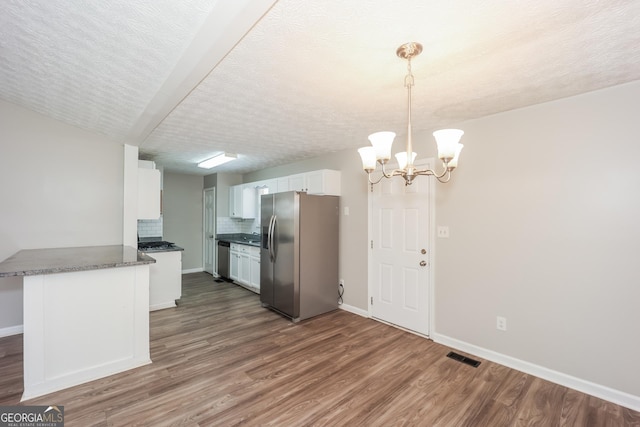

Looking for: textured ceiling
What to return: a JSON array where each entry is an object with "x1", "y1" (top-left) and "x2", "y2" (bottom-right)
[{"x1": 2, "y1": 0, "x2": 640, "y2": 175}]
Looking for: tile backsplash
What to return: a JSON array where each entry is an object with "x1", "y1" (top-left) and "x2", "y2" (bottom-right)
[
  {"x1": 139, "y1": 215, "x2": 260, "y2": 240},
  {"x1": 217, "y1": 216, "x2": 260, "y2": 235},
  {"x1": 138, "y1": 217, "x2": 163, "y2": 238}
]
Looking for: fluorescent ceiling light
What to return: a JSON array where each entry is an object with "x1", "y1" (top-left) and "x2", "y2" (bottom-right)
[{"x1": 197, "y1": 152, "x2": 237, "y2": 169}]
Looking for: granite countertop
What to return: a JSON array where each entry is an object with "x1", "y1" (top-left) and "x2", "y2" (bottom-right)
[
  {"x1": 216, "y1": 233, "x2": 261, "y2": 247},
  {"x1": 0, "y1": 245, "x2": 155, "y2": 278}
]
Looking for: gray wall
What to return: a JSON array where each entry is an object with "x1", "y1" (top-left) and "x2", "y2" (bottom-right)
[
  {"x1": 0, "y1": 100, "x2": 124, "y2": 331},
  {"x1": 245, "y1": 80, "x2": 640, "y2": 398},
  {"x1": 203, "y1": 173, "x2": 216, "y2": 190},
  {"x1": 435, "y1": 81, "x2": 640, "y2": 397},
  {"x1": 162, "y1": 172, "x2": 204, "y2": 271}
]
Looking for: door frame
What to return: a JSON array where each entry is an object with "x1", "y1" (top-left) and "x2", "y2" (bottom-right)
[
  {"x1": 366, "y1": 157, "x2": 436, "y2": 337},
  {"x1": 203, "y1": 187, "x2": 216, "y2": 275}
]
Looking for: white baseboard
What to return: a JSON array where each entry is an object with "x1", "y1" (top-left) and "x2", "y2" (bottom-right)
[
  {"x1": 0, "y1": 324, "x2": 23, "y2": 338},
  {"x1": 339, "y1": 303, "x2": 369, "y2": 318},
  {"x1": 432, "y1": 332, "x2": 640, "y2": 413},
  {"x1": 182, "y1": 267, "x2": 204, "y2": 274}
]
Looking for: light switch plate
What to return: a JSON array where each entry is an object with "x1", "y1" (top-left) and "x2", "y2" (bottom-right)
[{"x1": 437, "y1": 226, "x2": 450, "y2": 238}]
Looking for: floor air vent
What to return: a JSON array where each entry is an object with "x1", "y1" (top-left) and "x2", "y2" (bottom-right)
[{"x1": 446, "y1": 351, "x2": 481, "y2": 368}]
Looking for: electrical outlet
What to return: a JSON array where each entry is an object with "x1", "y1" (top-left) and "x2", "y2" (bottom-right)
[
  {"x1": 496, "y1": 316, "x2": 507, "y2": 331},
  {"x1": 437, "y1": 226, "x2": 450, "y2": 238}
]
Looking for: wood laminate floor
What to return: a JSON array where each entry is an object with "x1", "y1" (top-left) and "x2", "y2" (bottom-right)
[{"x1": 1, "y1": 272, "x2": 639, "y2": 426}]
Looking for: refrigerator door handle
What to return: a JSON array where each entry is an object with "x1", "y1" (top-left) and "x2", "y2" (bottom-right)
[
  {"x1": 267, "y1": 214, "x2": 275, "y2": 262},
  {"x1": 270, "y1": 215, "x2": 277, "y2": 262},
  {"x1": 266, "y1": 215, "x2": 272, "y2": 260},
  {"x1": 267, "y1": 215, "x2": 273, "y2": 262}
]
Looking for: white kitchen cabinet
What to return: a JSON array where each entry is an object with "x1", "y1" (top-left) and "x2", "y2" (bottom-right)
[
  {"x1": 230, "y1": 243, "x2": 260, "y2": 293},
  {"x1": 288, "y1": 173, "x2": 307, "y2": 192},
  {"x1": 239, "y1": 252, "x2": 251, "y2": 284},
  {"x1": 147, "y1": 250, "x2": 182, "y2": 311},
  {"x1": 306, "y1": 169, "x2": 341, "y2": 195},
  {"x1": 230, "y1": 244, "x2": 240, "y2": 281},
  {"x1": 249, "y1": 247, "x2": 260, "y2": 292},
  {"x1": 272, "y1": 170, "x2": 341, "y2": 195},
  {"x1": 276, "y1": 173, "x2": 306, "y2": 193},
  {"x1": 229, "y1": 185, "x2": 256, "y2": 219},
  {"x1": 137, "y1": 168, "x2": 161, "y2": 219},
  {"x1": 263, "y1": 179, "x2": 277, "y2": 194},
  {"x1": 276, "y1": 176, "x2": 290, "y2": 193}
]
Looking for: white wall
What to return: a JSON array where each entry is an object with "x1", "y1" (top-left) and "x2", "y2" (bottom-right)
[
  {"x1": 245, "y1": 80, "x2": 640, "y2": 403},
  {"x1": 0, "y1": 100, "x2": 124, "y2": 331},
  {"x1": 162, "y1": 172, "x2": 204, "y2": 271}
]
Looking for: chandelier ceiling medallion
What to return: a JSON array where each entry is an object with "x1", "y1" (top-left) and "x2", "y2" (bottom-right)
[{"x1": 358, "y1": 42, "x2": 465, "y2": 187}]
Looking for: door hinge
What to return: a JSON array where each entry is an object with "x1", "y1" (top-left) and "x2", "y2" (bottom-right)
[
  {"x1": 370, "y1": 296, "x2": 373, "y2": 305},
  {"x1": 370, "y1": 240, "x2": 373, "y2": 249}
]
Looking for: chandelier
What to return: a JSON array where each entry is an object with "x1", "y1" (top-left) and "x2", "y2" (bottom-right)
[{"x1": 358, "y1": 42, "x2": 464, "y2": 186}]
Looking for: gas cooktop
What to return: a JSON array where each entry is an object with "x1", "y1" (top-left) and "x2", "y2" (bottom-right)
[{"x1": 137, "y1": 240, "x2": 176, "y2": 251}]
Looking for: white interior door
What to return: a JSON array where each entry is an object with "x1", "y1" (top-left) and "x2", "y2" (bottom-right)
[
  {"x1": 204, "y1": 188, "x2": 215, "y2": 275},
  {"x1": 369, "y1": 160, "x2": 433, "y2": 336}
]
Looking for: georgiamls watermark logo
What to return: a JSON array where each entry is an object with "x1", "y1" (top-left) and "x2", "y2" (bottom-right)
[{"x1": 0, "y1": 405, "x2": 64, "y2": 427}]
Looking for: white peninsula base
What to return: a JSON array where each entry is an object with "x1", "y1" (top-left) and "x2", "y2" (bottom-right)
[
  {"x1": 0, "y1": 245, "x2": 155, "y2": 401},
  {"x1": 22, "y1": 265, "x2": 151, "y2": 401}
]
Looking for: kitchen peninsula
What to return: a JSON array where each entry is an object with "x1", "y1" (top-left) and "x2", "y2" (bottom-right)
[{"x1": 0, "y1": 245, "x2": 155, "y2": 401}]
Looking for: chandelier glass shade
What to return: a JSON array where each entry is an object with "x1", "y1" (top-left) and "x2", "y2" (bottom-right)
[{"x1": 358, "y1": 42, "x2": 464, "y2": 186}]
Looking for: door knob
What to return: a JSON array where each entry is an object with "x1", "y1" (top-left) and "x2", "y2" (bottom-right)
[
  {"x1": 420, "y1": 260, "x2": 427, "y2": 267},
  {"x1": 421, "y1": 249, "x2": 427, "y2": 254}
]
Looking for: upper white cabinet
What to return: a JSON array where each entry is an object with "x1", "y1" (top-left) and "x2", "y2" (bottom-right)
[
  {"x1": 274, "y1": 170, "x2": 341, "y2": 195},
  {"x1": 229, "y1": 170, "x2": 340, "y2": 220},
  {"x1": 276, "y1": 176, "x2": 290, "y2": 193},
  {"x1": 287, "y1": 173, "x2": 307, "y2": 192},
  {"x1": 137, "y1": 168, "x2": 161, "y2": 219},
  {"x1": 305, "y1": 169, "x2": 341, "y2": 195},
  {"x1": 258, "y1": 179, "x2": 277, "y2": 195},
  {"x1": 229, "y1": 184, "x2": 256, "y2": 219},
  {"x1": 277, "y1": 173, "x2": 306, "y2": 192}
]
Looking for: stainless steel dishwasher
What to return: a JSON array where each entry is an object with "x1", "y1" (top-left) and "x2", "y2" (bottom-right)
[{"x1": 217, "y1": 240, "x2": 230, "y2": 279}]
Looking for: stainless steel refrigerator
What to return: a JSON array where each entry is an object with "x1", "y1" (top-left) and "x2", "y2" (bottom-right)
[{"x1": 260, "y1": 191, "x2": 339, "y2": 322}]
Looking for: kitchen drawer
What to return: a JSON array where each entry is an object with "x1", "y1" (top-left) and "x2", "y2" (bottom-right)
[{"x1": 231, "y1": 243, "x2": 255, "y2": 254}]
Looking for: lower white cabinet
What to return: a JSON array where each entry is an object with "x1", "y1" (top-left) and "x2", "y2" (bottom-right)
[
  {"x1": 239, "y1": 252, "x2": 251, "y2": 284},
  {"x1": 147, "y1": 250, "x2": 182, "y2": 311},
  {"x1": 230, "y1": 243, "x2": 260, "y2": 293},
  {"x1": 230, "y1": 244, "x2": 240, "y2": 281},
  {"x1": 249, "y1": 253, "x2": 260, "y2": 290}
]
